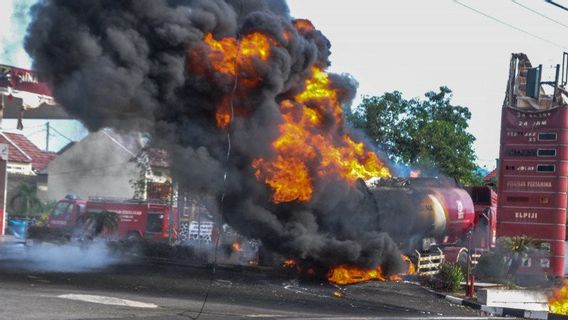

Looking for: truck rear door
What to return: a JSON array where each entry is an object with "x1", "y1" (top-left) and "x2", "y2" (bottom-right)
[{"x1": 145, "y1": 211, "x2": 165, "y2": 239}]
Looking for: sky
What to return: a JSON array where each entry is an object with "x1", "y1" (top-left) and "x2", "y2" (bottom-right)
[{"x1": 1, "y1": 0, "x2": 568, "y2": 166}]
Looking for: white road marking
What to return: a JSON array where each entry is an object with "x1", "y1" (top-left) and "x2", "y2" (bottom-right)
[{"x1": 57, "y1": 294, "x2": 158, "y2": 308}]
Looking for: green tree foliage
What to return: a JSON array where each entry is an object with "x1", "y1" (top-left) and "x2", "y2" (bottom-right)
[
  {"x1": 349, "y1": 87, "x2": 482, "y2": 185},
  {"x1": 10, "y1": 183, "x2": 42, "y2": 217}
]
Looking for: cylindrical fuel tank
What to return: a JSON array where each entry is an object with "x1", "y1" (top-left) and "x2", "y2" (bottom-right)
[{"x1": 369, "y1": 178, "x2": 475, "y2": 244}]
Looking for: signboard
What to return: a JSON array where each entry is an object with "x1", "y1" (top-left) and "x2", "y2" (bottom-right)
[{"x1": 0, "y1": 144, "x2": 7, "y2": 235}]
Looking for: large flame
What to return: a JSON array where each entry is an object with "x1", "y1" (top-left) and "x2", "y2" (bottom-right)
[
  {"x1": 328, "y1": 255, "x2": 416, "y2": 285},
  {"x1": 253, "y1": 66, "x2": 391, "y2": 203},
  {"x1": 549, "y1": 280, "x2": 568, "y2": 315},
  {"x1": 190, "y1": 24, "x2": 391, "y2": 204}
]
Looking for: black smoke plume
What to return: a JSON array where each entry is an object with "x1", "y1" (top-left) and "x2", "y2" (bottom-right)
[{"x1": 25, "y1": 0, "x2": 403, "y2": 272}]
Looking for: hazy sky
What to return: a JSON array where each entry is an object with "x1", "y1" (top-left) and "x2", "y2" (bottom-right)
[{"x1": 1, "y1": 0, "x2": 567, "y2": 165}]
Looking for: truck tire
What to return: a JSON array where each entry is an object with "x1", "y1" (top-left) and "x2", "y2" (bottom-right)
[{"x1": 126, "y1": 232, "x2": 142, "y2": 242}]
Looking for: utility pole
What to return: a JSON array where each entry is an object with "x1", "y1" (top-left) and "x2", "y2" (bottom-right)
[{"x1": 45, "y1": 121, "x2": 50, "y2": 152}]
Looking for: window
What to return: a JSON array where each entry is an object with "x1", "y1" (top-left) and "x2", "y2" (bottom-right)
[
  {"x1": 51, "y1": 202, "x2": 71, "y2": 217},
  {"x1": 540, "y1": 242, "x2": 551, "y2": 252},
  {"x1": 538, "y1": 132, "x2": 557, "y2": 141},
  {"x1": 537, "y1": 164, "x2": 555, "y2": 172},
  {"x1": 506, "y1": 196, "x2": 529, "y2": 202},
  {"x1": 146, "y1": 212, "x2": 164, "y2": 233},
  {"x1": 521, "y1": 257, "x2": 532, "y2": 268},
  {"x1": 540, "y1": 258, "x2": 550, "y2": 268},
  {"x1": 507, "y1": 148, "x2": 537, "y2": 157},
  {"x1": 537, "y1": 149, "x2": 556, "y2": 157}
]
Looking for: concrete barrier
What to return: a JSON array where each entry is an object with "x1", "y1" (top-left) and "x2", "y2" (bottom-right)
[{"x1": 478, "y1": 288, "x2": 549, "y2": 311}]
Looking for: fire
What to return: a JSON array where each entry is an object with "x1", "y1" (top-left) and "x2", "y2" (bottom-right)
[
  {"x1": 190, "y1": 25, "x2": 391, "y2": 204},
  {"x1": 282, "y1": 259, "x2": 297, "y2": 268},
  {"x1": 410, "y1": 170, "x2": 421, "y2": 178},
  {"x1": 252, "y1": 67, "x2": 391, "y2": 203},
  {"x1": 333, "y1": 291, "x2": 343, "y2": 297},
  {"x1": 232, "y1": 241, "x2": 242, "y2": 251},
  {"x1": 293, "y1": 19, "x2": 316, "y2": 34},
  {"x1": 189, "y1": 32, "x2": 274, "y2": 128},
  {"x1": 253, "y1": 67, "x2": 391, "y2": 203},
  {"x1": 327, "y1": 255, "x2": 416, "y2": 286},
  {"x1": 549, "y1": 280, "x2": 568, "y2": 315}
]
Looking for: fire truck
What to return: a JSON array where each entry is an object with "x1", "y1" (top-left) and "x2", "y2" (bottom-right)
[{"x1": 46, "y1": 194, "x2": 178, "y2": 241}]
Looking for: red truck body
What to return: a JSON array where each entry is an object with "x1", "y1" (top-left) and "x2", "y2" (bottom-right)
[
  {"x1": 369, "y1": 178, "x2": 497, "y2": 267},
  {"x1": 47, "y1": 195, "x2": 177, "y2": 241}
]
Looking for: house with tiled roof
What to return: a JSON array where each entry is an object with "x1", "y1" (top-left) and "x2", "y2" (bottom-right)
[{"x1": 0, "y1": 132, "x2": 57, "y2": 175}]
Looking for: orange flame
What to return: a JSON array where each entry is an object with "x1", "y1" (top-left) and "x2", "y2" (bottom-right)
[
  {"x1": 282, "y1": 259, "x2": 297, "y2": 268},
  {"x1": 293, "y1": 19, "x2": 316, "y2": 34},
  {"x1": 327, "y1": 255, "x2": 416, "y2": 285},
  {"x1": 190, "y1": 27, "x2": 391, "y2": 204},
  {"x1": 253, "y1": 67, "x2": 391, "y2": 203},
  {"x1": 232, "y1": 241, "x2": 242, "y2": 251},
  {"x1": 549, "y1": 280, "x2": 568, "y2": 315},
  {"x1": 410, "y1": 170, "x2": 421, "y2": 178},
  {"x1": 333, "y1": 291, "x2": 343, "y2": 297},
  {"x1": 190, "y1": 32, "x2": 274, "y2": 128}
]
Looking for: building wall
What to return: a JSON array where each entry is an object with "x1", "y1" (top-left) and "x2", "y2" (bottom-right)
[{"x1": 47, "y1": 131, "x2": 140, "y2": 201}]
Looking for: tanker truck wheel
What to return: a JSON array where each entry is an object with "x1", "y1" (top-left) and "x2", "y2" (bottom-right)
[{"x1": 457, "y1": 248, "x2": 469, "y2": 269}]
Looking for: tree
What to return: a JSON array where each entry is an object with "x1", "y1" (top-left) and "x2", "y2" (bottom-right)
[
  {"x1": 349, "y1": 86, "x2": 482, "y2": 185},
  {"x1": 10, "y1": 183, "x2": 42, "y2": 218}
]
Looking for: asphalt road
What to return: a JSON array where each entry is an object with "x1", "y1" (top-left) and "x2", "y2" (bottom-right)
[{"x1": 0, "y1": 242, "x2": 502, "y2": 320}]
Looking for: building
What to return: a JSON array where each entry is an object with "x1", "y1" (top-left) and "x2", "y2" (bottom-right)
[
  {"x1": 0, "y1": 132, "x2": 56, "y2": 176},
  {"x1": 497, "y1": 53, "x2": 568, "y2": 277},
  {"x1": 0, "y1": 132, "x2": 57, "y2": 208},
  {"x1": 47, "y1": 129, "x2": 170, "y2": 201}
]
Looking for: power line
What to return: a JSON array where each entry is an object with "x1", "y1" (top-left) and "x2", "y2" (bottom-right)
[
  {"x1": 49, "y1": 126, "x2": 74, "y2": 142},
  {"x1": 512, "y1": 0, "x2": 568, "y2": 30},
  {"x1": 454, "y1": 0, "x2": 568, "y2": 49},
  {"x1": 546, "y1": 0, "x2": 568, "y2": 12}
]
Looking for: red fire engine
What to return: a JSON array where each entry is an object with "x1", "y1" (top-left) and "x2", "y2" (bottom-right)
[{"x1": 47, "y1": 194, "x2": 178, "y2": 241}]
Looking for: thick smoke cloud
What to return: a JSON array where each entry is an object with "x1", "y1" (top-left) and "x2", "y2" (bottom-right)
[{"x1": 25, "y1": 0, "x2": 403, "y2": 272}]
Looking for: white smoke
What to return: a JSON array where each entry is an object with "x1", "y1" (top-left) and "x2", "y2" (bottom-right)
[{"x1": 10, "y1": 241, "x2": 121, "y2": 272}]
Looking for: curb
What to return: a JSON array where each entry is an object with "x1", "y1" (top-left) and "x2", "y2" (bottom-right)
[{"x1": 420, "y1": 285, "x2": 568, "y2": 320}]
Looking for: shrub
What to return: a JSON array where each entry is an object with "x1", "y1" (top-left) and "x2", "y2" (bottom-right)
[
  {"x1": 436, "y1": 262, "x2": 465, "y2": 292},
  {"x1": 474, "y1": 252, "x2": 508, "y2": 282}
]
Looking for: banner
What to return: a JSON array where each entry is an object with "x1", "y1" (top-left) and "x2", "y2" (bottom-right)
[{"x1": 0, "y1": 64, "x2": 55, "y2": 109}]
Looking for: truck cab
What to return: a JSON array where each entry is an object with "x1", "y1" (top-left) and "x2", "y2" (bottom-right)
[{"x1": 47, "y1": 194, "x2": 86, "y2": 230}]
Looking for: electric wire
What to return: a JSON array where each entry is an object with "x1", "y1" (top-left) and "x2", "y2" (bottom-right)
[
  {"x1": 454, "y1": 0, "x2": 568, "y2": 49},
  {"x1": 180, "y1": 34, "x2": 240, "y2": 320},
  {"x1": 512, "y1": 0, "x2": 568, "y2": 30},
  {"x1": 49, "y1": 126, "x2": 74, "y2": 142},
  {"x1": 546, "y1": 0, "x2": 568, "y2": 12}
]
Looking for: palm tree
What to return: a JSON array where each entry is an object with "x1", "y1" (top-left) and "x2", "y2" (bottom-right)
[
  {"x1": 498, "y1": 236, "x2": 535, "y2": 280},
  {"x1": 10, "y1": 183, "x2": 42, "y2": 220}
]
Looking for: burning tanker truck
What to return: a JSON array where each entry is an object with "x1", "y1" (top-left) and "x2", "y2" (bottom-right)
[
  {"x1": 363, "y1": 177, "x2": 497, "y2": 275},
  {"x1": 24, "y1": 0, "x2": 493, "y2": 280}
]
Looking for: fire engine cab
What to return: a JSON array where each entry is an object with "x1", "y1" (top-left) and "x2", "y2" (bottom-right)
[{"x1": 47, "y1": 194, "x2": 177, "y2": 241}]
